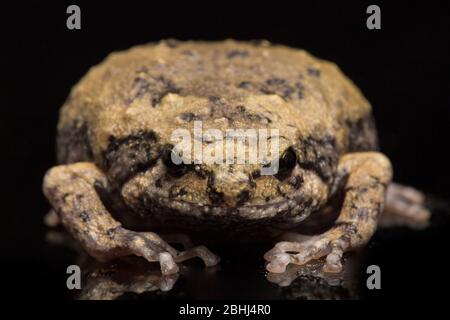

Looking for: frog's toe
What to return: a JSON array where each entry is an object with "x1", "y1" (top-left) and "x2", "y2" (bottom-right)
[
  {"x1": 174, "y1": 245, "x2": 221, "y2": 267},
  {"x1": 265, "y1": 236, "x2": 347, "y2": 274},
  {"x1": 322, "y1": 244, "x2": 345, "y2": 273},
  {"x1": 266, "y1": 253, "x2": 291, "y2": 273},
  {"x1": 158, "y1": 252, "x2": 180, "y2": 275}
]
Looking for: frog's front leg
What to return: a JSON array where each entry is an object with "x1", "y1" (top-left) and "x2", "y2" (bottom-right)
[
  {"x1": 265, "y1": 152, "x2": 392, "y2": 273},
  {"x1": 43, "y1": 162, "x2": 220, "y2": 275}
]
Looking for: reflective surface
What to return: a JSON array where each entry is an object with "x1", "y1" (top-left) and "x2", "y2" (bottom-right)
[{"x1": 33, "y1": 196, "x2": 448, "y2": 300}]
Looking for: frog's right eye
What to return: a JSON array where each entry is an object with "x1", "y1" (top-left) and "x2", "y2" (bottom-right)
[
  {"x1": 162, "y1": 146, "x2": 188, "y2": 177},
  {"x1": 276, "y1": 147, "x2": 297, "y2": 179}
]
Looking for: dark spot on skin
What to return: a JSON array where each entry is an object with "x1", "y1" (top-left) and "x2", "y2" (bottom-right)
[
  {"x1": 265, "y1": 197, "x2": 271, "y2": 202},
  {"x1": 277, "y1": 185, "x2": 288, "y2": 197},
  {"x1": 238, "y1": 79, "x2": 304, "y2": 101},
  {"x1": 80, "y1": 211, "x2": 90, "y2": 223},
  {"x1": 266, "y1": 78, "x2": 286, "y2": 86},
  {"x1": 288, "y1": 175, "x2": 304, "y2": 189},
  {"x1": 178, "y1": 188, "x2": 188, "y2": 197},
  {"x1": 227, "y1": 50, "x2": 249, "y2": 59},
  {"x1": 261, "y1": 78, "x2": 305, "y2": 100},
  {"x1": 179, "y1": 112, "x2": 197, "y2": 122},
  {"x1": 297, "y1": 135, "x2": 338, "y2": 184},
  {"x1": 127, "y1": 73, "x2": 180, "y2": 107},
  {"x1": 236, "y1": 105, "x2": 246, "y2": 113},
  {"x1": 208, "y1": 96, "x2": 221, "y2": 103},
  {"x1": 193, "y1": 166, "x2": 208, "y2": 179},
  {"x1": 75, "y1": 194, "x2": 85, "y2": 201},
  {"x1": 238, "y1": 81, "x2": 252, "y2": 89},
  {"x1": 368, "y1": 175, "x2": 387, "y2": 189},
  {"x1": 57, "y1": 120, "x2": 94, "y2": 164},
  {"x1": 106, "y1": 227, "x2": 118, "y2": 239},
  {"x1": 208, "y1": 190, "x2": 224, "y2": 205},
  {"x1": 356, "y1": 208, "x2": 370, "y2": 221},
  {"x1": 62, "y1": 193, "x2": 69, "y2": 203},
  {"x1": 283, "y1": 87, "x2": 295, "y2": 98},
  {"x1": 345, "y1": 114, "x2": 379, "y2": 152},
  {"x1": 295, "y1": 82, "x2": 305, "y2": 99},
  {"x1": 345, "y1": 185, "x2": 370, "y2": 194},
  {"x1": 307, "y1": 67, "x2": 321, "y2": 77},
  {"x1": 236, "y1": 190, "x2": 250, "y2": 206},
  {"x1": 155, "y1": 179, "x2": 163, "y2": 188},
  {"x1": 251, "y1": 170, "x2": 261, "y2": 180},
  {"x1": 169, "y1": 186, "x2": 188, "y2": 198},
  {"x1": 137, "y1": 193, "x2": 156, "y2": 214},
  {"x1": 335, "y1": 221, "x2": 358, "y2": 235},
  {"x1": 103, "y1": 131, "x2": 159, "y2": 186},
  {"x1": 370, "y1": 175, "x2": 380, "y2": 183},
  {"x1": 231, "y1": 105, "x2": 272, "y2": 123},
  {"x1": 206, "y1": 173, "x2": 224, "y2": 205},
  {"x1": 303, "y1": 198, "x2": 313, "y2": 210},
  {"x1": 259, "y1": 87, "x2": 275, "y2": 96}
]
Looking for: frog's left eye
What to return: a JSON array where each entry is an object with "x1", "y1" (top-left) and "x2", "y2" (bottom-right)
[
  {"x1": 277, "y1": 147, "x2": 297, "y2": 178},
  {"x1": 162, "y1": 146, "x2": 188, "y2": 177}
]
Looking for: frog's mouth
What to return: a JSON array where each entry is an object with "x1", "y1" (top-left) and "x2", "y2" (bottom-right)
[
  {"x1": 121, "y1": 160, "x2": 327, "y2": 224},
  {"x1": 133, "y1": 188, "x2": 315, "y2": 226}
]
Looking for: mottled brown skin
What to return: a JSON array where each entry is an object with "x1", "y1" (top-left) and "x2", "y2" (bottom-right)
[{"x1": 43, "y1": 40, "x2": 429, "y2": 275}]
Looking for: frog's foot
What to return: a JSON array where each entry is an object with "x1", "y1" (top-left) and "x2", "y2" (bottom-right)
[
  {"x1": 381, "y1": 183, "x2": 431, "y2": 228},
  {"x1": 265, "y1": 230, "x2": 349, "y2": 274},
  {"x1": 43, "y1": 162, "x2": 220, "y2": 275},
  {"x1": 265, "y1": 152, "x2": 393, "y2": 274},
  {"x1": 114, "y1": 229, "x2": 220, "y2": 274}
]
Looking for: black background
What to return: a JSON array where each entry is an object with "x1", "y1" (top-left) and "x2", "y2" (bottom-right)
[{"x1": 8, "y1": 0, "x2": 450, "y2": 300}]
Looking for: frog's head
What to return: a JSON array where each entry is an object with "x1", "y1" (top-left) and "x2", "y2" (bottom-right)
[{"x1": 101, "y1": 95, "x2": 333, "y2": 224}]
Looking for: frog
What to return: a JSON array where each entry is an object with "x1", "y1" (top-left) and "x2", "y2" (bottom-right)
[{"x1": 43, "y1": 39, "x2": 430, "y2": 275}]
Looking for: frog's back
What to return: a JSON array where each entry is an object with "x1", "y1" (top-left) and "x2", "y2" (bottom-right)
[{"x1": 57, "y1": 40, "x2": 377, "y2": 165}]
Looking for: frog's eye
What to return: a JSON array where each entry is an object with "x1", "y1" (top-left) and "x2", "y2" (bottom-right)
[
  {"x1": 277, "y1": 147, "x2": 297, "y2": 178},
  {"x1": 162, "y1": 146, "x2": 188, "y2": 176}
]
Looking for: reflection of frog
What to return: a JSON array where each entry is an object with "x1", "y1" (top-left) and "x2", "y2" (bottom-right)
[
  {"x1": 266, "y1": 251, "x2": 363, "y2": 300},
  {"x1": 43, "y1": 40, "x2": 430, "y2": 275},
  {"x1": 78, "y1": 259, "x2": 179, "y2": 300}
]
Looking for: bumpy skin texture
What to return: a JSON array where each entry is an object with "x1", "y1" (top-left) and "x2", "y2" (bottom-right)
[{"x1": 43, "y1": 40, "x2": 429, "y2": 274}]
